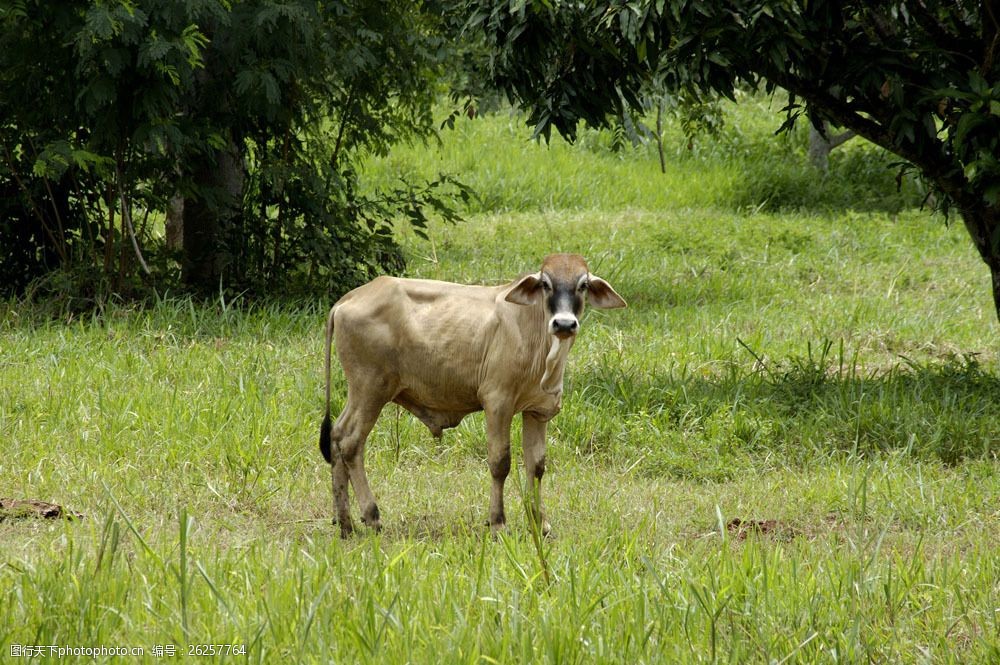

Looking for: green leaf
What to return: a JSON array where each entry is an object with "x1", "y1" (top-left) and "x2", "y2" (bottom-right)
[
  {"x1": 968, "y1": 70, "x2": 989, "y2": 95},
  {"x1": 983, "y1": 182, "x2": 1000, "y2": 205}
]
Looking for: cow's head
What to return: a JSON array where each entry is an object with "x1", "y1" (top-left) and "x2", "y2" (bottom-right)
[{"x1": 505, "y1": 254, "x2": 626, "y2": 338}]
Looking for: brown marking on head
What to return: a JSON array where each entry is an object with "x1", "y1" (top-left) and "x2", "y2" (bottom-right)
[
  {"x1": 539, "y1": 253, "x2": 590, "y2": 283},
  {"x1": 505, "y1": 254, "x2": 626, "y2": 337}
]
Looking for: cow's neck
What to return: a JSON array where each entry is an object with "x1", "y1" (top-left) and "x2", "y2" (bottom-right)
[{"x1": 540, "y1": 334, "x2": 573, "y2": 395}]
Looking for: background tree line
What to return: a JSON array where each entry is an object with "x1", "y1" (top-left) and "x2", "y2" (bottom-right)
[
  {"x1": 0, "y1": 0, "x2": 468, "y2": 302},
  {"x1": 6, "y1": 1, "x2": 1000, "y2": 324},
  {"x1": 469, "y1": 0, "x2": 1000, "y2": 320}
]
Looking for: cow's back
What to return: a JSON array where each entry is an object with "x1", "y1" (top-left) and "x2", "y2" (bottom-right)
[{"x1": 333, "y1": 276, "x2": 506, "y2": 412}]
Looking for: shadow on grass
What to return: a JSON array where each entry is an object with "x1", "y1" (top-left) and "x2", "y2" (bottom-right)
[
  {"x1": 571, "y1": 343, "x2": 998, "y2": 472},
  {"x1": 725, "y1": 135, "x2": 925, "y2": 215}
]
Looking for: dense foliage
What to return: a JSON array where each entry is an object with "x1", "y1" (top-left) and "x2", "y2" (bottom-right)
[
  {"x1": 468, "y1": 0, "x2": 1000, "y2": 319},
  {"x1": 0, "y1": 0, "x2": 461, "y2": 300}
]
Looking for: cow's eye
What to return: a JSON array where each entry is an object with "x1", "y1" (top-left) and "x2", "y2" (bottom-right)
[
  {"x1": 541, "y1": 281, "x2": 552, "y2": 292},
  {"x1": 579, "y1": 281, "x2": 589, "y2": 292}
]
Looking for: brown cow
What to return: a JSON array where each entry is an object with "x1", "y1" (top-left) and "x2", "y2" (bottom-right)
[{"x1": 320, "y1": 254, "x2": 625, "y2": 537}]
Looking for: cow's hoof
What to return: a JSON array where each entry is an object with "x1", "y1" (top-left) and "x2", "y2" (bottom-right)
[
  {"x1": 526, "y1": 511, "x2": 552, "y2": 538},
  {"x1": 337, "y1": 520, "x2": 355, "y2": 539},
  {"x1": 362, "y1": 505, "x2": 382, "y2": 533}
]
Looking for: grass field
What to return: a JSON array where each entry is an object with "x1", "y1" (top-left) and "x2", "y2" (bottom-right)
[{"x1": 2, "y1": 99, "x2": 999, "y2": 663}]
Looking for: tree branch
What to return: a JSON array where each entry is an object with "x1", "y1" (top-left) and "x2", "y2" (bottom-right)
[
  {"x1": 982, "y1": 0, "x2": 1000, "y2": 75},
  {"x1": 330, "y1": 83, "x2": 356, "y2": 176},
  {"x1": 911, "y1": 1, "x2": 977, "y2": 63},
  {"x1": 0, "y1": 140, "x2": 67, "y2": 264},
  {"x1": 828, "y1": 129, "x2": 856, "y2": 150},
  {"x1": 115, "y1": 161, "x2": 150, "y2": 275},
  {"x1": 766, "y1": 70, "x2": 968, "y2": 200}
]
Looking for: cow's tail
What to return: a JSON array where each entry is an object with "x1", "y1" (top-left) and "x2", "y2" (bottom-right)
[{"x1": 319, "y1": 305, "x2": 337, "y2": 464}]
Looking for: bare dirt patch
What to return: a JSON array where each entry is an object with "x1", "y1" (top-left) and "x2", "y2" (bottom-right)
[
  {"x1": 726, "y1": 518, "x2": 796, "y2": 541},
  {"x1": 0, "y1": 498, "x2": 83, "y2": 522}
]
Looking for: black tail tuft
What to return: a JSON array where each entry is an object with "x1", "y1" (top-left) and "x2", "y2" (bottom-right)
[{"x1": 319, "y1": 413, "x2": 332, "y2": 463}]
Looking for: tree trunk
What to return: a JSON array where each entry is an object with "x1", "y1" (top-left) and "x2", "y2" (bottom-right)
[
  {"x1": 992, "y1": 264, "x2": 1000, "y2": 323},
  {"x1": 958, "y1": 203, "x2": 1000, "y2": 321},
  {"x1": 180, "y1": 137, "x2": 245, "y2": 293},
  {"x1": 165, "y1": 194, "x2": 184, "y2": 252},
  {"x1": 808, "y1": 120, "x2": 855, "y2": 173},
  {"x1": 655, "y1": 98, "x2": 666, "y2": 174}
]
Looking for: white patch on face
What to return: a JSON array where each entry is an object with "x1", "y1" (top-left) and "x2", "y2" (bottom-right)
[{"x1": 548, "y1": 314, "x2": 579, "y2": 336}]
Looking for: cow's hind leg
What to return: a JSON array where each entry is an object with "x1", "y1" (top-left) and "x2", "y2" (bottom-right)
[
  {"x1": 329, "y1": 391, "x2": 387, "y2": 537},
  {"x1": 330, "y1": 453, "x2": 352, "y2": 537},
  {"x1": 326, "y1": 409, "x2": 356, "y2": 537},
  {"x1": 339, "y1": 392, "x2": 388, "y2": 533}
]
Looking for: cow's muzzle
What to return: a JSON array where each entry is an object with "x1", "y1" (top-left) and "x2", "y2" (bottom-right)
[{"x1": 549, "y1": 315, "x2": 578, "y2": 339}]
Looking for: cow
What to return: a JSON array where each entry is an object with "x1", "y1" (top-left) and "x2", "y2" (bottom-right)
[{"x1": 319, "y1": 254, "x2": 626, "y2": 537}]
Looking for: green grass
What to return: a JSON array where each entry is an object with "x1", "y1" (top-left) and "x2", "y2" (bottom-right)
[
  {"x1": 365, "y1": 93, "x2": 924, "y2": 215},
  {"x1": 2, "y1": 100, "x2": 999, "y2": 663}
]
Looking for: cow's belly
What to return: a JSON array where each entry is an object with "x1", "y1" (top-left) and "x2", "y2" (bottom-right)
[
  {"x1": 393, "y1": 388, "x2": 480, "y2": 438},
  {"x1": 395, "y1": 356, "x2": 481, "y2": 404}
]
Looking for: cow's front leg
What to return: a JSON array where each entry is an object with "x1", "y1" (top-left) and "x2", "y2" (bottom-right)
[
  {"x1": 485, "y1": 406, "x2": 513, "y2": 533},
  {"x1": 522, "y1": 413, "x2": 552, "y2": 536}
]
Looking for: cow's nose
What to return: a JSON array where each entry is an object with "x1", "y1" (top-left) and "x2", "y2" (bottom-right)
[{"x1": 550, "y1": 316, "x2": 578, "y2": 337}]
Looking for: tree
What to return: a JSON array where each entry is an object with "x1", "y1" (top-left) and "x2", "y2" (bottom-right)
[
  {"x1": 0, "y1": 0, "x2": 459, "y2": 299},
  {"x1": 467, "y1": 1, "x2": 1000, "y2": 319},
  {"x1": 808, "y1": 121, "x2": 856, "y2": 173}
]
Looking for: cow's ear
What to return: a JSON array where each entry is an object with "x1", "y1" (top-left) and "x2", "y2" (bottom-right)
[
  {"x1": 587, "y1": 275, "x2": 627, "y2": 309},
  {"x1": 505, "y1": 273, "x2": 543, "y2": 305}
]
